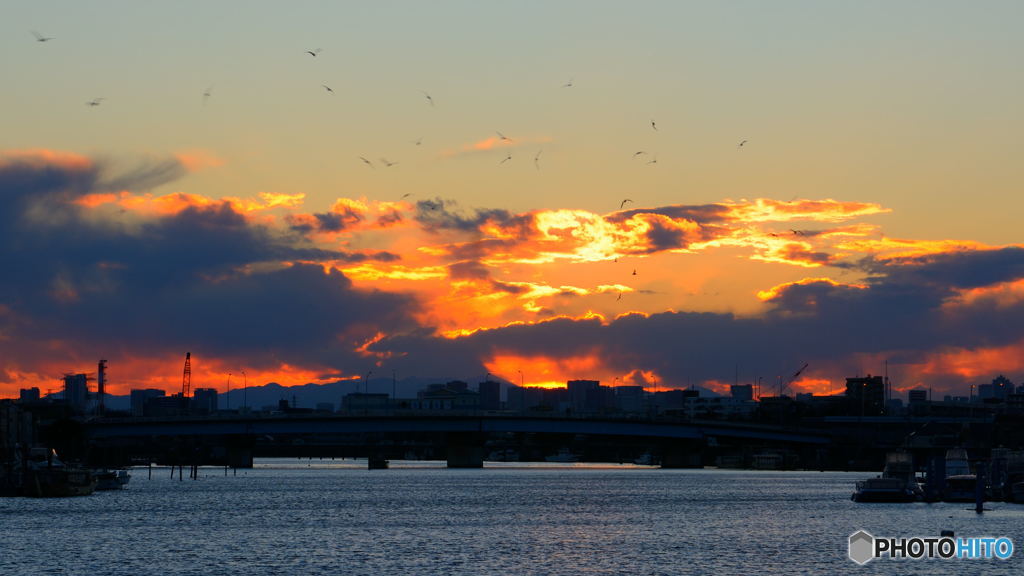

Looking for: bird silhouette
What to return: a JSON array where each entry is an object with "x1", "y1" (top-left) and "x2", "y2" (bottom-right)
[
  {"x1": 31, "y1": 31, "x2": 54, "y2": 42},
  {"x1": 321, "y1": 84, "x2": 334, "y2": 93},
  {"x1": 632, "y1": 151, "x2": 647, "y2": 159},
  {"x1": 647, "y1": 156, "x2": 658, "y2": 165},
  {"x1": 380, "y1": 158, "x2": 398, "y2": 167},
  {"x1": 306, "y1": 48, "x2": 322, "y2": 57},
  {"x1": 620, "y1": 199, "x2": 633, "y2": 209},
  {"x1": 651, "y1": 119, "x2": 657, "y2": 131},
  {"x1": 738, "y1": 139, "x2": 748, "y2": 149},
  {"x1": 400, "y1": 193, "x2": 413, "y2": 199},
  {"x1": 563, "y1": 78, "x2": 574, "y2": 88},
  {"x1": 202, "y1": 85, "x2": 214, "y2": 105},
  {"x1": 86, "y1": 98, "x2": 104, "y2": 107},
  {"x1": 359, "y1": 157, "x2": 374, "y2": 168},
  {"x1": 790, "y1": 229, "x2": 804, "y2": 236},
  {"x1": 534, "y1": 150, "x2": 542, "y2": 170},
  {"x1": 413, "y1": 137, "x2": 423, "y2": 146},
  {"x1": 616, "y1": 293, "x2": 622, "y2": 301},
  {"x1": 499, "y1": 154, "x2": 512, "y2": 165},
  {"x1": 496, "y1": 131, "x2": 511, "y2": 142},
  {"x1": 421, "y1": 91, "x2": 434, "y2": 107},
  {"x1": 632, "y1": 269, "x2": 637, "y2": 276}
]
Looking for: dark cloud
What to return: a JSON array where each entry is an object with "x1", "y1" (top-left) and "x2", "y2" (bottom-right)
[
  {"x1": 0, "y1": 152, "x2": 419, "y2": 379},
  {"x1": 415, "y1": 197, "x2": 534, "y2": 235}
]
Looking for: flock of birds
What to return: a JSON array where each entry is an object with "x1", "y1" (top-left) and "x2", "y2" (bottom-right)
[{"x1": 30, "y1": 30, "x2": 759, "y2": 303}]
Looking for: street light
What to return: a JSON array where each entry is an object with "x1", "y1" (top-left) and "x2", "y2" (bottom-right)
[
  {"x1": 226, "y1": 373, "x2": 232, "y2": 410},
  {"x1": 240, "y1": 370, "x2": 247, "y2": 411},
  {"x1": 517, "y1": 369, "x2": 524, "y2": 387}
]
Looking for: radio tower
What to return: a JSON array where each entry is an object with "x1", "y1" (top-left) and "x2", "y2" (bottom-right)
[{"x1": 181, "y1": 352, "x2": 192, "y2": 398}]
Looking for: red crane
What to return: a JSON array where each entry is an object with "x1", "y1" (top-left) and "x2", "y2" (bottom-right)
[{"x1": 181, "y1": 352, "x2": 192, "y2": 398}]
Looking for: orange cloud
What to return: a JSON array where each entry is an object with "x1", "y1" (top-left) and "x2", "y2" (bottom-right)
[
  {"x1": 757, "y1": 277, "x2": 866, "y2": 301},
  {"x1": 0, "y1": 148, "x2": 91, "y2": 170},
  {"x1": 485, "y1": 351, "x2": 608, "y2": 388}
]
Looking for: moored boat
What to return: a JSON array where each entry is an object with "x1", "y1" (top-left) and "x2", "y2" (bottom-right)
[{"x1": 852, "y1": 452, "x2": 923, "y2": 503}]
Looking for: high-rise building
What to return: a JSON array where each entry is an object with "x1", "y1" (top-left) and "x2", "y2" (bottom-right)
[
  {"x1": 192, "y1": 388, "x2": 219, "y2": 414},
  {"x1": 845, "y1": 375, "x2": 886, "y2": 416},
  {"x1": 478, "y1": 380, "x2": 501, "y2": 410}
]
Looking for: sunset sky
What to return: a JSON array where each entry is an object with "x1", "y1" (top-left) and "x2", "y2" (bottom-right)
[{"x1": 3, "y1": 1, "x2": 1024, "y2": 399}]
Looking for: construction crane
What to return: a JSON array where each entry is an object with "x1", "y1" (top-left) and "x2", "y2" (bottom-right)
[
  {"x1": 181, "y1": 352, "x2": 192, "y2": 398},
  {"x1": 778, "y1": 362, "x2": 809, "y2": 397}
]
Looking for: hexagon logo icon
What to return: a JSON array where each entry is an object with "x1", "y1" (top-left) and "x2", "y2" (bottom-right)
[{"x1": 849, "y1": 530, "x2": 875, "y2": 565}]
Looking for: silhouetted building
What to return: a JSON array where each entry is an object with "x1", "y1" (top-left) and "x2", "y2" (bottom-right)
[
  {"x1": 315, "y1": 402, "x2": 335, "y2": 412},
  {"x1": 478, "y1": 380, "x2": 501, "y2": 410},
  {"x1": 412, "y1": 382, "x2": 479, "y2": 410},
  {"x1": 342, "y1": 393, "x2": 390, "y2": 412},
  {"x1": 63, "y1": 373, "x2": 89, "y2": 411},
  {"x1": 192, "y1": 388, "x2": 218, "y2": 414},
  {"x1": 130, "y1": 389, "x2": 165, "y2": 417},
  {"x1": 731, "y1": 384, "x2": 754, "y2": 401},
  {"x1": 908, "y1": 389, "x2": 928, "y2": 404},
  {"x1": 615, "y1": 386, "x2": 645, "y2": 413},
  {"x1": 978, "y1": 375, "x2": 1014, "y2": 403},
  {"x1": 567, "y1": 379, "x2": 603, "y2": 413},
  {"x1": 845, "y1": 375, "x2": 885, "y2": 416},
  {"x1": 19, "y1": 388, "x2": 40, "y2": 403}
]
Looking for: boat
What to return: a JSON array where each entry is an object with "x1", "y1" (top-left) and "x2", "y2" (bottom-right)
[
  {"x1": 852, "y1": 452, "x2": 923, "y2": 503},
  {"x1": 22, "y1": 448, "x2": 97, "y2": 498},
  {"x1": 94, "y1": 469, "x2": 131, "y2": 491},
  {"x1": 942, "y1": 448, "x2": 978, "y2": 503}
]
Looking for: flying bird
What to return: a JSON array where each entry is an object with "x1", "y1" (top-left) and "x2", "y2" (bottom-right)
[
  {"x1": 412, "y1": 137, "x2": 423, "y2": 146},
  {"x1": 496, "y1": 131, "x2": 511, "y2": 142},
  {"x1": 632, "y1": 151, "x2": 647, "y2": 159},
  {"x1": 202, "y1": 85, "x2": 214, "y2": 105},
  {"x1": 534, "y1": 150, "x2": 542, "y2": 170},
  {"x1": 620, "y1": 198, "x2": 633, "y2": 209},
  {"x1": 738, "y1": 139, "x2": 748, "y2": 149},
  {"x1": 790, "y1": 229, "x2": 805, "y2": 236},
  {"x1": 400, "y1": 193, "x2": 413, "y2": 199},
  {"x1": 306, "y1": 48, "x2": 322, "y2": 57},
  {"x1": 421, "y1": 91, "x2": 434, "y2": 107},
  {"x1": 321, "y1": 84, "x2": 334, "y2": 93},
  {"x1": 358, "y1": 157, "x2": 374, "y2": 168},
  {"x1": 31, "y1": 31, "x2": 54, "y2": 42},
  {"x1": 616, "y1": 293, "x2": 622, "y2": 301},
  {"x1": 562, "y1": 78, "x2": 574, "y2": 88},
  {"x1": 651, "y1": 119, "x2": 657, "y2": 131},
  {"x1": 632, "y1": 269, "x2": 637, "y2": 276},
  {"x1": 647, "y1": 156, "x2": 658, "y2": 165},
  {"x1": 380, "y1": 158, "x2": 398, "y2": 167},
  {"x1": 85, "y1": 98, "x2": 104, "y2": 107},
  {"x1": 499, "y1": 154, "x2": 512, "y2": 165}
]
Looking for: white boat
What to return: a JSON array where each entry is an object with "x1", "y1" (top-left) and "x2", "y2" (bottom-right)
[
  {"x1": 943, "y1": 448, "x2": 978, "y2": 502},
  {"x1": 95, "y1": 469, "x2": 131, "y2": 491},
  {"x1": 852, "y1": 452, "x2": 923, "y2": 503}
]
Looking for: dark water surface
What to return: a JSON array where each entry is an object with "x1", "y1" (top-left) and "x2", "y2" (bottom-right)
[{"x1": 3, "y1": 460, "x2": 1023, "y2": 575}]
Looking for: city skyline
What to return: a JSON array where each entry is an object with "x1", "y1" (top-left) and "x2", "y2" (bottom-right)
[{"x1": 3, "y1": 1, "x2": 1024, "y2": 399}]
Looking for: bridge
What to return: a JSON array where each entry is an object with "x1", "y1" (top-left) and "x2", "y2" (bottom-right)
[{"x1": 83, "y1": 412, "x2": 830, "y2": 469}]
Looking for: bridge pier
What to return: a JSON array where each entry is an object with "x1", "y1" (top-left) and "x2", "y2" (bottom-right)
[
  {"x1": 660, "y1": 440, "x2": 703, "y2": 469},
  {"x1": 446, "y1": 432, "x2": 484, "y2": 468}
]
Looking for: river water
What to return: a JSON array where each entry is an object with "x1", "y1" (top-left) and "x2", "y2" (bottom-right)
[{"x1": 3, "y1": 460, "x2": 1023, "y2": 575}]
